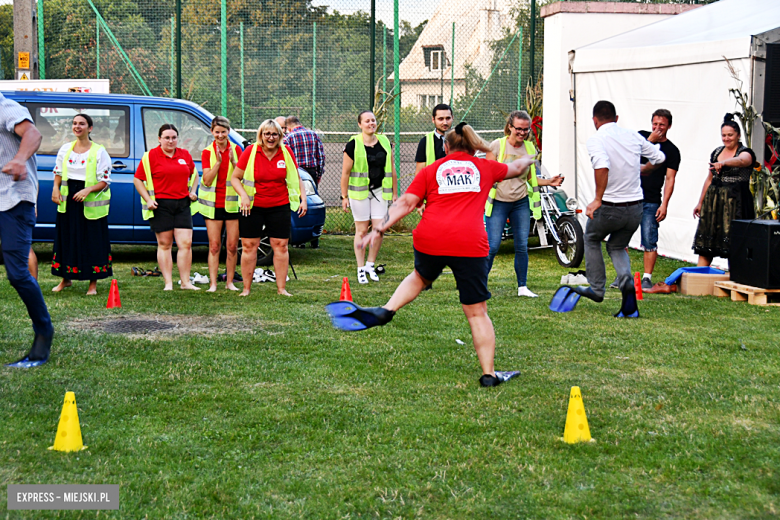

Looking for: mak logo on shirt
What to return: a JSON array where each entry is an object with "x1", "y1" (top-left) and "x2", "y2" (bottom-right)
[
  {"x1": 277, "y1": 160, "x2": 286, "y2": 169},
  {"x1": 436, "y1": 160, "x2": 481, "y2": 194},
  {"x1": 178, "y1": 159, "x2": 188, "y2": 165}
]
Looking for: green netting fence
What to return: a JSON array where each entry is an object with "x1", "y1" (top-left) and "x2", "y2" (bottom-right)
[{"x1": 26, "y1": 0, "x2": 548, "y2": 232}]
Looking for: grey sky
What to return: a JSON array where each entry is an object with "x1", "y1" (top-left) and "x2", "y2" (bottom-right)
[{"x1": 311, "y1": 0, "x2": 440, "y2": 28}]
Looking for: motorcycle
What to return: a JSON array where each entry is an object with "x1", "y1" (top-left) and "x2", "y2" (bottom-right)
[{"x1": 499, "y1": 168, "x2": 585, "y2": 268}]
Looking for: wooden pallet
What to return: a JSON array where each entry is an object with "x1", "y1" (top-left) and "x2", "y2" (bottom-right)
[{"x1": 713, "y1": 281, "x2": 780, "y2": 306}]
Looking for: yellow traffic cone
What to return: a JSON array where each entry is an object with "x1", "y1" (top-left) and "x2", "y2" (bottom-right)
[
  {"x1": 562, "y1": 386, "x2": 595, "y2": 444},
  {"x1": 48, "y1": 391, "x2": 87, "y2": 452}
]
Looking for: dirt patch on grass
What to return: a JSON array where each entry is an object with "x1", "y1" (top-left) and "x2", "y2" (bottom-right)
[{"x1": 67, "y1": 313, "x2": 278, "y2": 337}]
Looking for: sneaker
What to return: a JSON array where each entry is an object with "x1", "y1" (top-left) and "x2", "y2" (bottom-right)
[
  {"x1": 365, "y1": 266, "x2": 380, "y2": 282},
  {"x1": 357, "y1": 268, "x2": 368, "y2": 284},
  {"x1": 641, "y1": 278, "x2": 653, "y2": 291},
  {"x1": 560, "y1": 274, "x2": 571, "y2": 284},
  {"x1": 192, "y1": 273, "x2": 209, "y2": 284},
  {"x1": 609, "y1": 278, "x2": 619, "y2": 289},
  {"x1": 517, "y1": 286, "x2": 538, "y2": 297}
]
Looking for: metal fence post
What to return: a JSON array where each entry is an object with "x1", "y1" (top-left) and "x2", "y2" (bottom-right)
[
  {"x1": 220, "y1": 0, "x2": 227, "y2": 115},
  {"x1": 96, "y1": 19, "x2": 99, "y2": 79},
  {"x1": 393, "y1": 0, "x2": 400, "y2": 176},
  {"x1": 517, "y1": 27, "x2": 523, "y2": 111},
  {"x1": 529, "y1": 0, "x2": 536, "y2": 83},
  {"x1": 170, "y1": 17, "x2": 174, "y2": 97},
  {"x1": 312, "y1": 22, "x2": 317, "y2": 130},
  {"x1": 240, "y1": 21, "x2": 245, "y2": 129},
  {"x1": 176, "y1": 0, "x2": 181, "y2": 99},
  {"x1": 370, "y1": 0, "x2": 376, "y2": 109},
  {"x1": 37, "y1": 0, "x2": 44, "y2": 79},
  {"x1": 382, "y1": 25, "x2": 387, "y2": 104}
]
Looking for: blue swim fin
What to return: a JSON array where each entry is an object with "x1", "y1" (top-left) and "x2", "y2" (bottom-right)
[
  {"x1": 325, "y1": 301, "x2": 395, "y2": 331},
  {"x1": 614, "y1": 291, "x2": 640, "y2": 318},
  {"x1": 549, "y1": 286, "x2": 581, "y2": 313}
]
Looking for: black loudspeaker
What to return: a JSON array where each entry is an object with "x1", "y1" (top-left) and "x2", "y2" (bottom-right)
[
  {"x1": 729, "y1": 220, "x2": 780, "y2": 289},
  {"x1": 765, "y1": 44, "x2": 780, "y2": 122}
]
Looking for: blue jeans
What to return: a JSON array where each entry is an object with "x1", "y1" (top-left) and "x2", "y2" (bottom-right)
[
  {"x1": 486, "y1": 197, "x2": 531, "y2": 287},
  {"x1": 0, "y1": 202, "x2": 53, "y2": 338},
  {"x1": 641, "y1": 202, "x2": 660, "y2": 252}
]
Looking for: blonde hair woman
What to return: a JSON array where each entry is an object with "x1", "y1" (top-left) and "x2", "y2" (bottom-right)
[{"x1": 230, "y1": 119, "x2": 307, "y2": 297}]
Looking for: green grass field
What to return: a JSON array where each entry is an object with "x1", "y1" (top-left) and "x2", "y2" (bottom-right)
[{"x1": 1, "y1": 236, "x2": 778, "y2": 519}]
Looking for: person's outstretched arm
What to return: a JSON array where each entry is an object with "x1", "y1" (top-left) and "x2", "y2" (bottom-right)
[
  {"x1": 361, "y1": 193, "x2": 421, "y2": 249},
  {"x1": 3, "y1": 121, "x2": 42, "y2": 181}
]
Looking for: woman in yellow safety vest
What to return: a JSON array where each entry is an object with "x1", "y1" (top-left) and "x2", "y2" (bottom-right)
[
  {"x1": 50, "y1": 113, "x2": 112, "y2": 295},
  {"x1": 485, "y1": 110, "x2": 562, "y2": 298},
  {"x1": 199, "y1": 116, "x2": 242, "y2": 292},
  {"x1": 133, "y1": 124, "x2": 201, "y2": 291},
  {"x1": 339, "y1": 110, "x2": 398, "y2": 285},
  {"x1": 230, "y1": 119, "x2": 307, "y2": 297}
]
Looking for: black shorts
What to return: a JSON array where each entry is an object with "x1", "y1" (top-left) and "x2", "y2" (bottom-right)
[
  {"x1": 239, "y1": 204, "x2": 291, "y2": 239},
  {"x1": 148, "y1": 197, "x2": 193, "y2": 234},
  {"x1": 414, "y1": 248, "x2": 491, "y2": 305},
  {"x1": 204, "y1": 207, "x2": 239, "y2": 221}
]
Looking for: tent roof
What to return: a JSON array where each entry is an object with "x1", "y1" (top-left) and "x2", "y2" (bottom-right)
[{"x1": 572, "y1": 0, "x2": 780, "y2": 73}]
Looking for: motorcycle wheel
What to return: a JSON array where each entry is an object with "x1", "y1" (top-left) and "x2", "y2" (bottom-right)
[{"x1": 554, "y1": 215, "x2": 584, "y2": 268}]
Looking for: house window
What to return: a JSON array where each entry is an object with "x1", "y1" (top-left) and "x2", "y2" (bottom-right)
[
  {"x1": 418, "y1": 95, "x2": 443, "y2": 110},
  {"x1": 430, "y1": 50, "x2": 442, "y2": 72}
]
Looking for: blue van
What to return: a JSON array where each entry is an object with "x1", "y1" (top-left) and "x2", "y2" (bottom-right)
[{"x1": 2, "y1": 91, "x2": 325, "y2": 257}]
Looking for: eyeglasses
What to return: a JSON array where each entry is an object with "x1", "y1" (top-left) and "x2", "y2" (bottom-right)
[
  {"x1": 511, "y1": 125, "x2": 531, "y2": 134},
  {"x1": 263, "y1": 132, "x2": 280, "y2": 137}
]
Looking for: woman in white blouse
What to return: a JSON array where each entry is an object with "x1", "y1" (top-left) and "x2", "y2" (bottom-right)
[{"x1": 50, "y1": 113, "x2": 113, "y2": 295}]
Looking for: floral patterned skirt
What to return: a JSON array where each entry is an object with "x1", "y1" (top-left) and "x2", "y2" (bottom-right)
[{"x1": 51, "y1": 179, "x2": 113, "y2": 281}]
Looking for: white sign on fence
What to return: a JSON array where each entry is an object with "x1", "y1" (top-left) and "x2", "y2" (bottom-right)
[{"x1": 0, "y1": 79, "x2": 110, "y2": 93}]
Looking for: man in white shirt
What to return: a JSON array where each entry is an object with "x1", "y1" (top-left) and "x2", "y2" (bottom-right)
[{"x1": 573, "y1": 100, "x2": 666, "y2": 317}]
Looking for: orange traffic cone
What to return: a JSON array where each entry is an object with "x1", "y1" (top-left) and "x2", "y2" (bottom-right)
[
  {"x1": 106, "y1": 279, "x2": 122, "y2": 309},
  {"x1": 634, "y1": 272, "x2": 643, "y2": 301},
  {"x1": 340, "y1": 277, "x2": 352, "y2": 301}
]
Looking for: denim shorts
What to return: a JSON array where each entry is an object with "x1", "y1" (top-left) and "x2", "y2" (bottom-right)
[{"x1": 641, "y1": 202, "x2": 660, "y2": 252}]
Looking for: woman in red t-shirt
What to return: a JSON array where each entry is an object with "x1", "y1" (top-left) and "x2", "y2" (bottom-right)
[
  {"x1": 200, "y1": 116, "x2": 242, "y2": 292},
  {"x1": 230, "y1": 119, "x2": 307, "y2": 297},
  {"x1": 338, "y1": 123, "x2": 535, "y2": 388},
  {"x1": 133, "y1": 124, "x2": 199, "y2": 291}
]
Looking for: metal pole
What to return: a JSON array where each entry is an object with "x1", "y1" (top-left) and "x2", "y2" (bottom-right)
[
  {"x1": 450, "y1": 22, "x2": 455, "y2": 105},
  {"x1": 529, "y1": 0, "x2": 536, "y2": 83},
  {"x1": 170, "y1": 17, "x2": 175, "y2": 97},
  {"x1": 220, "y1": 0, "x2": 227, "y2": 115},
  {"x1": 370, "y1": 0, "x2": 376, "y2": 110},
  {"x1": 96, "y1": 18, "x2": 99, "y2": 79},
  {"x1": 517, "y1": 27, "x2": 523, "y2": 111},
  {"x1": 176, "y1": 0, "x2": 182, "y2": 99},
  {"x1": 37, "y1": 0, "x2": 44, "y2": 79},
  {"x1": 382, "y1": 25, "x2": 387, "y2": 104},
  {"x1": 312, "y1": 22, "x2": 317, "y2": 129},
  {"x1": 393, "y1": 0, "x2": 400, "y2": 176},
  {"x1": 240, "y1": 22, "x2": 245, "y2": 129}
]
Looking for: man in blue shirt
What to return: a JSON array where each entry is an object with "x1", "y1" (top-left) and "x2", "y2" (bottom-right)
[{"x1": 0, "y1": 93, "x2": 54, "y2": 368}]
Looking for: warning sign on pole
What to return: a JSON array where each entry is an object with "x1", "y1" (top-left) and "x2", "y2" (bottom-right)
[
  {"x1": 18, "y1": 72, "x2": 30, "y2": 81},
  {"x1": 18, "y1": 52, "x2": 30, "y2": 70}
]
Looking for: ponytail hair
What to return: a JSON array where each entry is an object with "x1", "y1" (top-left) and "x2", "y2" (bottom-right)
[
  {"x1": 443, "y1": 122, "x2": 491, "y2": 156},
  {"x1": 721, "y1": 113, "x2": 741, "y2": 136}
]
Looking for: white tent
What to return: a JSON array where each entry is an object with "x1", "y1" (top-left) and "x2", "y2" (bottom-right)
[{"x1": 569, "y1": 0, "x2": 780, "y2": 266}]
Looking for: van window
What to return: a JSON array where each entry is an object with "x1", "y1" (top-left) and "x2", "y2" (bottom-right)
[
  {"x1": 27, "y1": 104, "x2": 130, "y2": 158},
  {"x1": 142, "y1": 108, "x2": 212, "y2": 159}
]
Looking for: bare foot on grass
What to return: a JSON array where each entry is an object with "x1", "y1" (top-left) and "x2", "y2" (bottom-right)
[
  {"x1": 52, "y1": 280, "x2": 72, "y2": 292},
  {"x1": 164, "y1": 284, "x2": 173, "y2": 291},
  {"x1": 207, "y1": 285, "x2": 217, "y2": 293},
  {"x1": 239, "y1": 290, "x2": 251, "y2": 297},
  {"x1": 180, "y1": 283, "x2": 201, "y2": 291},
  {"x1": 226, "y1": 284, "x2": 240, "y2": 291},
  {"x1": 278, "y1": 289, "x2": 292, "y2": 297}
]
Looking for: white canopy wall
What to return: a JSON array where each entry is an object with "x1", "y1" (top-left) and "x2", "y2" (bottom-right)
[{"x1": 570, "y1": 0, "x2": 780, "y2": 267}]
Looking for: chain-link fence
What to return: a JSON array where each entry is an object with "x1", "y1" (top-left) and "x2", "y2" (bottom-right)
[{"x1": 22, "y1": 0, "x2": 547, "y2": 232}]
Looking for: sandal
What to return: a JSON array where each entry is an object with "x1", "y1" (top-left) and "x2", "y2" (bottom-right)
[
  {"x1": 131, "y1": 267, "x2": 144, "y2": 276},
  {"x1": 146, "y1": 267, "x2": 162, "y2": 277}
]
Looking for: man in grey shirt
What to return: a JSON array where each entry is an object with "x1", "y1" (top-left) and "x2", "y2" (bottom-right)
[
  {"x1": 0, "y1": 92, "x2": 54, "y2": 367},
  {"x1": 573, "y1": 100, "x2": 665, "y2": 317}
]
